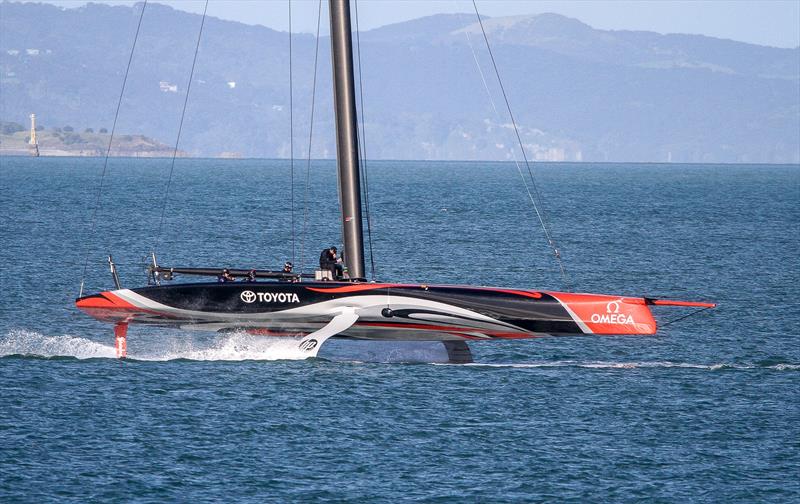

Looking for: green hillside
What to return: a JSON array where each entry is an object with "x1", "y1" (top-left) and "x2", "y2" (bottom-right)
[{"x1": 0, "y1": 121, "x2": 180, "y2": 157}]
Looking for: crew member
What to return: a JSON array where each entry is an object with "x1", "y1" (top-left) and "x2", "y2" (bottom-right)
[
  {"x1": 319, "y1": 246, "x2": 344, "y2": 280},
  {"x1": 241, "y1": 269, "x2": 256, "y2": 282},
  {"x1": 218, "y1": 268, "x2": 235, "y2": 282},
  {"x1": 280, "y1": 261, "x2": 297, "y2": 282}
]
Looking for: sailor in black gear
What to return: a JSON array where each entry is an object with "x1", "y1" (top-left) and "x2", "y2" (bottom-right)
[
  {"x1": 218, "y1": 268, "x2": 235, "y2": 283},
  {"x1": 319, "y1": 246, "x2": 334, "y2": 271},
  {"x1": 280, "y1": 261, "x2": 297, "y2": 282},
  {"x1": 319, "y1": 246, "x2": 344, "y2": 280},
  {"x1": 241, "y1": 269, "x2": 256, "y2": 282}
]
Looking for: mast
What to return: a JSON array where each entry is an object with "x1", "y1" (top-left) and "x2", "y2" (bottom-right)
[{"x1": 329, "y1": 0, "x2": 365, "y2": 280}]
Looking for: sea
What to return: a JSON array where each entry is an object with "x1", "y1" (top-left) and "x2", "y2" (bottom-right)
[{"x1": 1, "y1": 157, "x2": 798, "y2": 502}]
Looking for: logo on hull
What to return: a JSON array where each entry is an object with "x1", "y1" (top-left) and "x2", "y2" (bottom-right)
[
  {"x1": 590, "y1": 300, "x2": 634, "y2": 325},
  {"x1": 299, "y1": 339, "x2": 318, "y2": 351},
  {"x1": 240, "y1": 290, "x2": 300, "y2": 304}
]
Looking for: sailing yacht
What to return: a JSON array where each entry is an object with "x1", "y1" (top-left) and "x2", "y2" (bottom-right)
[{"x1": 76, "y1": 0, "x2": 714, "y2": 362}]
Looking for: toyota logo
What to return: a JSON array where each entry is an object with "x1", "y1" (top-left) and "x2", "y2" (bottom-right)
[{"x1": 240, "y1": 290, "x2": 256, "y2": 303}]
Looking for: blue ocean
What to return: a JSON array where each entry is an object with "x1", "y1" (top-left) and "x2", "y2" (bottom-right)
[{"x1": 1, "y1": 157, "x2": 798, "y2": 502}]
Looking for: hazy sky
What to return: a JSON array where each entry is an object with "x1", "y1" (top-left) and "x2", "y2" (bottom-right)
[{"x1": 39, "y1": 0, "x2": 800, "y2": 48}]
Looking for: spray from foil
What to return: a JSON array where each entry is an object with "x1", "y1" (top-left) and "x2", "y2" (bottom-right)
[
  {"x1": 0, "y1": 330, "x2": 450, "y2": 363},
  {"x1": 0, "y1": 329, "x2": 312, "y2": 361},
  {"x1": 139, "y1": 331, "x2": 316, "y2": 361},
  {"x1": 0, "y1": 330, "x2": 118, "y2": 359},
  {"x1": 2, "y1": 330, "x2": 797, "y2": 370}
]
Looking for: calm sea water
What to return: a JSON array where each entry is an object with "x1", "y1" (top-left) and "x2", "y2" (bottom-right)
[{"x1": 1, "y1": 157, "x2": 798, "y2": 502}]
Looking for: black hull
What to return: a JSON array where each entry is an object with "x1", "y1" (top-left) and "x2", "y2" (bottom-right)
[{"x1": 77, "y1": 281, "x2": 664, "y2": 340}]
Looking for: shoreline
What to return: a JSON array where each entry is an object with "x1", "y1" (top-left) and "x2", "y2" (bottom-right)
[{"x1": 1, "y1": 152, "x2": 798, "y2": 167}]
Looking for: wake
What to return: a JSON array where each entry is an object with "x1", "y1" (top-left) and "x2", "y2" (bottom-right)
[
  {"x1": 0, "y1": 330, "x2": 451, "y2": 363},
  {"x1": 0, "y1": 329, "x2": 311, "y2": 361},
  {"x1": 0, "y1": 329, "x2": 117, "y2": 360},
  {"x1": 1, "y1": 330, "x2": 798, "y2": 370},
  {"x1": 459, "y1": 361, "x2": 799, "y2": 371}
]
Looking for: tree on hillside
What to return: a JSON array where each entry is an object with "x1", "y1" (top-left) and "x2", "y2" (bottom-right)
[
  {"x1": 1, "y1": 122, "x2": 25, "y2": 135},
  {"x1": 85, "y1": 128, "x2": 94, "y2": 133},
  {"x1": 63, "y1": 125, "x2": 74, "y2": 132},
  {"x1": 63, "y1": 133, "x2": 85, "y2": 145},
  {"x1": 99, "y1": 128, "x2": 108, "y2": 133}
]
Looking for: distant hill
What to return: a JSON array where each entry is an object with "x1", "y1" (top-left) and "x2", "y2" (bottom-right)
[
  {"x1": 0, "y1": 120, "x2": 180, "y2": 156},
  {"x1": 1, "y1": 1, "x2": 798, "y2": 163}
]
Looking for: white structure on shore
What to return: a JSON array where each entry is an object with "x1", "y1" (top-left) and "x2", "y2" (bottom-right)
[
  {"x1": 29, "y1": 114, "x2": 37, "y2": 145},
  {"x1": 29, "y1": 113, "x2": 39, "y2": 157}
]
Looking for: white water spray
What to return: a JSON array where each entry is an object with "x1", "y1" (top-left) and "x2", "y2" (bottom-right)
[
  {"x1": 0, "y1": 329, "x2": 311, "y2": 361},
  {"x1": 456, "y1": 361, "x2": 800, "y2": 371},
  {"x1": 0, "y1": 330, "x2": 117, "y2": 359},
  {"x1": 1, "y1": 330, "x2": 797, "y2": 370}
]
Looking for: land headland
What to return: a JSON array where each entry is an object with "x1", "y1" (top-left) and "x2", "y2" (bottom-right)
[{"x1": 0, "y1": 121, "x2": 185, "y2": 157}]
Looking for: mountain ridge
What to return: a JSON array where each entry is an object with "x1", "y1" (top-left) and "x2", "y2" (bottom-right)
[{"x1": 1, "y1": 1, "x2": 797, "y2": 162}]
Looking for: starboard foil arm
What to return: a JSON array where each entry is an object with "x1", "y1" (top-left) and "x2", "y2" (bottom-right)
[{"x1": 297, "y1": 308, "x2": 359, "y2": 358}]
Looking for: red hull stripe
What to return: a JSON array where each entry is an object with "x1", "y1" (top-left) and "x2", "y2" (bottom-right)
[
  {"x1": 75, "y1": 291, "x2": 181, "y2": 320},
  {"x1": 76, "y1": 292, "x2": 137, "y2": 309},
  {"x1": 246, "y1": 329, "x2": 306, "y2": 337},
  {"x1": 498, "y1": 289, "x2": 542, "y2": 299},
  {"x1": 306, "y1": 283, "x2": 400, "y2": 294}
]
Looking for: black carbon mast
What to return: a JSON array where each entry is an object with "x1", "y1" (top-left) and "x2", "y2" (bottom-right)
[{"x1": 329, "y1": 0, "x2": 366, "y2": 281}]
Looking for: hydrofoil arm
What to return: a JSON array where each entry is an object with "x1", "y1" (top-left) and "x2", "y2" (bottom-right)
[{"x1": 297, "y1": 308, "x2": 359, "y2": 358}]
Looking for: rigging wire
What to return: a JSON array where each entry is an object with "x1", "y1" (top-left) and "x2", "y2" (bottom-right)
[
  {"x1": 288, "y1": 0, "x2": 295, "y2": 265},
  {"x1": 78, "y1": 0, "x2": 148, "y2": 297},
  {"x1": 461, "y1": 22, "x2": 554, "y2": 256},
  {"x1": 153, "y1": 0, "x2": 209, "y2": 257},
  {"x1": 469, "y1": 0, "x2": 569, "y2": 289},
  {"x1": 660, "y1": 306, "x2": 715, "y2": 327},
  {"x1": 353, "y1": 0, "x2": 377, "y2": 280},
  {"x1": 298, "y1": 0, "x2": 323, "y2": 274},
  {"x1": 461, "y1": 23, "x2": 542, "y2": 239}
]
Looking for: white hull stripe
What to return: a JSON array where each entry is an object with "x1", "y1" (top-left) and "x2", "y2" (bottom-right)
[
  {"x1": 110, "y1": 290, "x2": 521, "y2": 333},
  {"x1": 548, "y1": 294, "x2": 591, "y2": 334}
]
